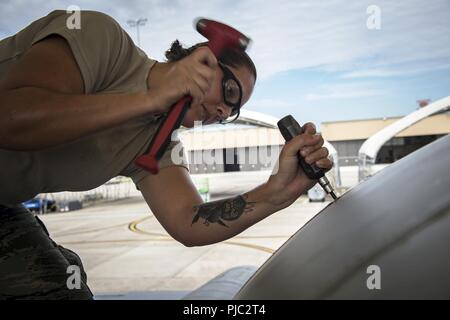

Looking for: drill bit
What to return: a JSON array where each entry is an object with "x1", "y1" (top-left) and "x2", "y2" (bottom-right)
[{"x1": 318, "y1": 176, "x2": 338, "y2": 200}]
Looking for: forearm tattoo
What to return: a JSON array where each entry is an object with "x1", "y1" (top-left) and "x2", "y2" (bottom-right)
[{"x1": 191, "y1": 193, "x2": 256, "y2": 227}]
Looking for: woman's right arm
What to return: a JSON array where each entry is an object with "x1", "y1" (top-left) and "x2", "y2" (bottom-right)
[
  {"x1": 0, "y1": 36, "x2": 163, "y2": 151},
  {"x1": 0, "y1": 36, "x2": 216, "y2": 151}
]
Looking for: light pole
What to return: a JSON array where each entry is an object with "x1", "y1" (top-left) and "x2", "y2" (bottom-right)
[{"x1": 127, "y1": 18, "x2": 147, "y2": 47}]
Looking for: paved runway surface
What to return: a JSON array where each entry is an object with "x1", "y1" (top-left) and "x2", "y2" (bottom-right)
[{"x1": 39, "y1": 173, "x2": 329, "y2": 299}]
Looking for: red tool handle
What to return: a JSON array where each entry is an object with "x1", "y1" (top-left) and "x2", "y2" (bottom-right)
[
  {"x1": 135, "y1": 18, "x2": 250, "y2": 174},
  {"x1": 134, "y1": 96, "x2": 191, "y2": 174}
]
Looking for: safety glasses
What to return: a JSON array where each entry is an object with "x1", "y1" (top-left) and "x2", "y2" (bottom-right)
[{"x1": 218, "y1": 62, "x2": 242, "y2": 124}]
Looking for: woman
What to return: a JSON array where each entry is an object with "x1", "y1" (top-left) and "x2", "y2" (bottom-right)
[{"x1": 0, "y1": 10, "x2": 332, "y2": 299}]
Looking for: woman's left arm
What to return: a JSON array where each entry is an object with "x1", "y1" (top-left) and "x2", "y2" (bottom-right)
[
  {"x1": 137, "y1": 123, "x2": 332, "y2": 247},
  {"x1": 137, "y1": 165, "x2": 283, "y2": 247}
]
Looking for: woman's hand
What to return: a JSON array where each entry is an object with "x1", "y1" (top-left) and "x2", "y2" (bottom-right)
[
  {"x1": 148, "y1": 47, "x2": 218, "y2": 113},
  {"x1": 265, "y1": 123, "x2": 333, "y2": 208}
]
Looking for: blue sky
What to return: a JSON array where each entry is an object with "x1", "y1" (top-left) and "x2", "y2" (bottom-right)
[{"x1": 1, "y1": 0, "x2": 449, "y2": 129}]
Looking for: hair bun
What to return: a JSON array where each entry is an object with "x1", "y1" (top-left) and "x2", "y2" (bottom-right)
[{"x1": 165, "y1": 40, "x2": 189, "y2": 61}]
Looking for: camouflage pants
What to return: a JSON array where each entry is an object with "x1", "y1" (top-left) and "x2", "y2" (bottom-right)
[{"x1": 0, "y1": 205, "x2": 93, "y2": 300}]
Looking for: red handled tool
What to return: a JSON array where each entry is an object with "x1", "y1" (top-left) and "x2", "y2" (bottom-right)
[{"x1": 135, "y1": 18, "x2": 251, "y2": 174}]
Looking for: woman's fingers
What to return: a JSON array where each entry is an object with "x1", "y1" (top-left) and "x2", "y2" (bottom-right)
[
  {"x1": 315, "y1": 158, "x2": 333, "y2": 169},
  {"x1": 304, "y1": 146, "x2": 329, "y2": 164},
  {"x1": 283, "y1": 134, "x2": 322, "y2": 158},
  {"x1": 188, "y1": 61, "x2": 216, "y2": 106},
  {"x1": 192, "y1": 46, "x2": 218, "y2": 69},
  {"x1": 302, "y1": 122, "x2": 316, "y2": 135},
  {"x1": 300, "y1": 138, "x2": 324, "y2": 157}
]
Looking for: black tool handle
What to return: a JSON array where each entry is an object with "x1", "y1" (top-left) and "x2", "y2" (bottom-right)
[{"x1": 277, "y1": 115, "x2": 327, "y2": 180}]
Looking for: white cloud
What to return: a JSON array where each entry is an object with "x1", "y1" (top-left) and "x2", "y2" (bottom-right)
[
  {"x1": 1, "y1": 0, "x2": 449, "y2": 81},
  {"x1": 305, "y1": 83, "x2": 385, "y2": 101},
  {"x1": 245, "y1": 98, "x2": 293, "y2": 109},
  {"x1": 341, "y1": 62, "x2": 450, "y2": 79}
]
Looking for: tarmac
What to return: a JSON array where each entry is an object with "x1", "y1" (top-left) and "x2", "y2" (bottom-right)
[{"x1": 39, "y1": 172, "x2": 329, "y2": 299}]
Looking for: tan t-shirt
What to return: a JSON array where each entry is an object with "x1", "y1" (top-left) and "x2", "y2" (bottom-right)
[{"x1": 0, "y1": 10, "x2": 188, "y2": 205}]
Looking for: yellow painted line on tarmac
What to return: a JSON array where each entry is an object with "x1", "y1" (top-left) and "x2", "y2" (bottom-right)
[
  {"x1": 129, "y1": 216, "x2": 289, "y2": 239},
  {"x1": 128, "y1": 216, "x2": 155, "y2": 235},
  {"x1": 53, "y1": 214, "x2": 287, "y2": 254},
  {"x1": 53, "y1": 222, "x2": 129, "y2": 237},
  {"x1": 221, "y1": 241, "x2": 275, "y2": 254},
  {"x1": 59, "y1": 238, "x2": 158, "y2": 245},
  {"x1": 128, "y1": 216, "x2": 277, "y2": 254},
  {"x1": 59, "y1": 238, "x2": 276, "y2": 255}
]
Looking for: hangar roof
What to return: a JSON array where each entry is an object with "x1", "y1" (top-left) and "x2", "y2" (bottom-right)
[{"x1": 321, "y1": 111, "x2": 450, "y2": 141}]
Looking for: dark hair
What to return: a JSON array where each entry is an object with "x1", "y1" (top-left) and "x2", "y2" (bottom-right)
[{"x1": 165, "y1": 40, "x2": 257, "y2": 81}]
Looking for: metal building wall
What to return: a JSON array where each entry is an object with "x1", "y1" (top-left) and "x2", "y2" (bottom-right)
[{"x1": 187, "y1": 145, "x2": 282, "y2": 174}]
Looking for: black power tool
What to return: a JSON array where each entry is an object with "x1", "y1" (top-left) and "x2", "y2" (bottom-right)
[{"x1": 278, "y1": 115, "x2": 337, "y2": 200}]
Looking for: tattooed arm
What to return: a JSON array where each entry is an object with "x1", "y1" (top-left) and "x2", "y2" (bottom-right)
[
  {"x1": 137, "y1": 166, "x2": 285, "y2": 246},
  {"x1": 191, "y1": 193, "x2": 256, "y2": 228},
  {"x1": 137, "y1": 123, "x2": 332, "y2": 247}
]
